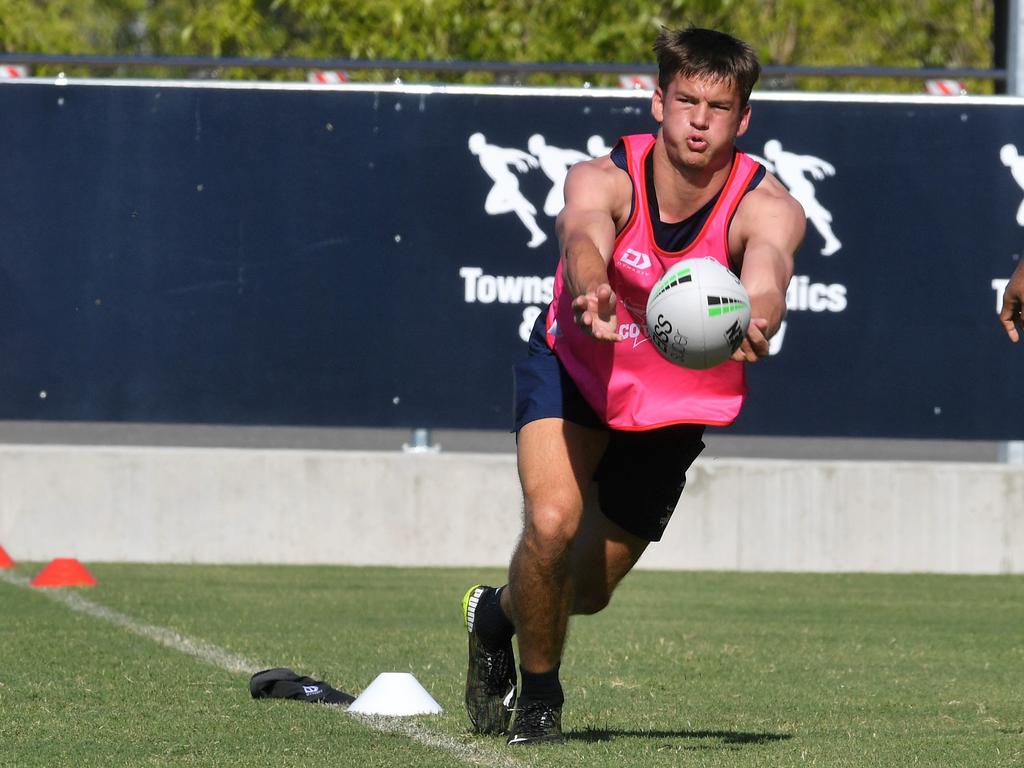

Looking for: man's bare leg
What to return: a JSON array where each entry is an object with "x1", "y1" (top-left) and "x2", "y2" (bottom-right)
[
  {"x1": 501, "y1": 434, "x2": 652, "y2": 625},
  {"x1": 505, "y1": 417, "x2": 608, "y2": 673},
  {"x1": 569, "y1": 496, "x2": 650, "y2": 616},
  {"x1": 497, "y1": 417, "x2": 607, "y2": 743}
]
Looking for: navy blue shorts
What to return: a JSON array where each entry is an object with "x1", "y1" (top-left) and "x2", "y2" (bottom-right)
[{"x1": 512, "y1": 312, "x2": 705, "y2": 542}]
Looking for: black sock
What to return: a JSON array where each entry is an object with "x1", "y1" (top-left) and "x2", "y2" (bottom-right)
[
  {"x1": 475, "y1": 586, "x2": 515, "y2": 651},
  {"x1": 519, "y1": 665, "x2": 564, "y2": 707}
]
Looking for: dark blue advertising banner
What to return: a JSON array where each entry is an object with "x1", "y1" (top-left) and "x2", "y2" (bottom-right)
[{"x1": 0, "y1": 81, "x2": 1022, "y2": 439}]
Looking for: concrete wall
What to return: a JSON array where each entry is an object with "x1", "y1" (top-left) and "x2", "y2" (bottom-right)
[{"x1": 1, "y1": 444, "x2": 1022, "y2": 573}]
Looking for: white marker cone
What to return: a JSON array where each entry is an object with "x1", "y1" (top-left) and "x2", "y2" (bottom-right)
[{"x1": 347, "y1": 673, "x2": 443, "y2": 716}]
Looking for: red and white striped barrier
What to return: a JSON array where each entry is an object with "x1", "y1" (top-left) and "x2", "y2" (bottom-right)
[
  {"x1": 307, "y1": 70, "x2": 349, "y2": 85},
  {"x1": 925, "y1": 79, "x2": 966, "y2": 96},
  {"x1": 619, "y1": 74, "x2": 656, "y2": 90},
  {"x1": 0, "y1": 65, "x2": 29, "y2": 78}
]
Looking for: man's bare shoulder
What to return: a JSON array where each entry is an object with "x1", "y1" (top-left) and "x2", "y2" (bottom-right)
[
  {"x1": 751, "y1": 169, "x2": 799, "y2": 203},
  {"x1": 728, "y1": 169, "x2": 806, "y2": 259},
  {"x1": 740, "y1": 170, "x2": 806, "y2": 225},
  {"x1": 565, "y1": 155, "x2": 629, "y2": 192},
  {"x1": 562, "y1": 155, "x2": 632, "y2": 219}
]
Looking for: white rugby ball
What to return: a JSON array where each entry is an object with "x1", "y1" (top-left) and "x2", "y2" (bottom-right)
[{"x1": 645, "y1": 257, "x2": 750, "y2": 370}]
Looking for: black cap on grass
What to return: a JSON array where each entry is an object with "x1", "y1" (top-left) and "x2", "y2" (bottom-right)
[{"x1": 249, "y1": 667, "x2": 355, "y2": 706}]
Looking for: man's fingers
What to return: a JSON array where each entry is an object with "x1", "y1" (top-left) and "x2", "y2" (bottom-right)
[
  {"x1": 731, "y1": 318, "x2": 770, "y2": 362},
  {"x1": 747, "y1": 339, "x2": 769, "y2": 358},
  {"x1": 576, "y1": 309, "x2": 617, "y2": 339},
  {"x1": 1001, "y1": 317, "x2": 1021, "y2": 342},
  {"x1": 596, "y1": 285, "x2": 616, "y2": 320},
  {"x1": 572, "y1": 294, "x2": 593, "y2": 325},
  {"x1": 731, "y1": 340, "x2": 758, "y2": 362},
  {"x1": 748, "y1": 327, "x2": 770, "y2": 357},
  {"x1": 1000, "y1": 305, "x2": 1022, "y2": 342},
  {"x1": 572, "y1": 286, "x2": 620, "y2": 341},
  {"x1": 591, "y1": 328, "x2": 620, "y2": 342}
]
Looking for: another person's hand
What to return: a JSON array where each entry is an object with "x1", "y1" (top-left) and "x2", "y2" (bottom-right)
[
  {"x1": 572, "y1": 284, "x2": 622, "y2": 342},
  {"x1": 999, "y1": 263, "x2": 1024, "y2": 343}
]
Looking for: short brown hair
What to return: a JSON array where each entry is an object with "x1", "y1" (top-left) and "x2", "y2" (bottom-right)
[{"x1": 654, "y1": 26, "x2": 761, "y2": 107}]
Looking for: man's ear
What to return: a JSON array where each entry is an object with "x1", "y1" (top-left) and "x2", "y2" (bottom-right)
[
  {"x1": 651, "y1": 86, "x2": 665, "y2": 124},
  {"x1": 736, "y1": 103, "x2": 752, "y2": 137}
]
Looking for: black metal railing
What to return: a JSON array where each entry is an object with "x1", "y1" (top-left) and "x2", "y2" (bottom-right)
[{"x1": 0, "y1": 52, "x2": 1006, "y2": 91}]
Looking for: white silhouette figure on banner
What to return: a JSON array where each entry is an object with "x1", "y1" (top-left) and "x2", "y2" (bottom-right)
[
  {"x1": 468, "y1": 132, "x2": 547, "y2": 248},
  {"x1": 587, "y1": 135, "x2": 613, "y2": 158},
  {"x1": 528, "y1": 134, "x2": 591, "y2": 217},
  {"x1": 1001, "y1": 144, "x2": 1024, "y2": 226},
  {"x1": 757, "y1": 140, "x2": 842, "y2": 256}
]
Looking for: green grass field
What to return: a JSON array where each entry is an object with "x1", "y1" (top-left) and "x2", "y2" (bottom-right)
[{"x1": 1, "y1": 564, "x2": 1022, "y2": 767}]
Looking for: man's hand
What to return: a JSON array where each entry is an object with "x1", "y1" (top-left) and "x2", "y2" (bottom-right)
[
  {"x1": 999, "y1": 263, "x2": 1024, "y2": 343},
  {"x1": 572, "y1": 283, "x2": 622, "y2": 342},
  {"x1": 731, "y1": 318, "x2": 770, "y2": 363}
]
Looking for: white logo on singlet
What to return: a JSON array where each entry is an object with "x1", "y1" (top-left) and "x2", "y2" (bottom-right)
[{"x1": 620, "y1": 248, "x2": 652, "y2": 270}]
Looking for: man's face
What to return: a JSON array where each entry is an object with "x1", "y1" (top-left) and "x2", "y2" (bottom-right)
[{"x1": 651, "y1": 72, "x2": 751, "y2": 172}]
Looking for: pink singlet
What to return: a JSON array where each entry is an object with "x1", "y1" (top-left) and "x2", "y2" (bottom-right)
[{"x1": 545, "y1": 133, "x2": 761, "y2": 430}]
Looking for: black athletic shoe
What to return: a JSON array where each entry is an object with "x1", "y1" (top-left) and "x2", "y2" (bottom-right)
[
  {"x1": 462, "y1": 585, "x2": 517, "y2": 734},
  {"x1": 506, "y1": 699, "x2": 565, "y2": 745}
]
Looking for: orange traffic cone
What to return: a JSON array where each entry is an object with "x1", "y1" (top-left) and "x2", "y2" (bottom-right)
[
  {"x1": 0, "y1": 545, "x2": 13, "y2": 569},
  {"x1": 30, "y1": 558, "x2": 97, "y2": 588}
]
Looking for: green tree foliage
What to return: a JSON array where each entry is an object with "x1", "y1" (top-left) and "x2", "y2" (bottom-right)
[
  {"x1": 0, "y1": 0, "x2": 995, "y2": 92},
  {"x1": 0, "y1": 0, "x2": 145, "y2": 55}
]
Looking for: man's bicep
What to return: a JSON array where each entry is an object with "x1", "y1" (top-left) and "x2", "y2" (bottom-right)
[
  {"x1": 556, "y1": 162, "x2": 620, "y2": 258},
  {"x1": 557, "y1": 208, "x2": 617, "y2": 260},
  {"x1": 738, "y1": 194, "x2": 804, "y2": 282}
]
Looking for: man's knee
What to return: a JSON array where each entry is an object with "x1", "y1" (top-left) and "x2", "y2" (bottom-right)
[{"x1": 522, "y1": 499, "x2": 581, "y2": 557}]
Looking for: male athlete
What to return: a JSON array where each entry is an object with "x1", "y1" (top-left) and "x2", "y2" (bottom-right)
[
  {"x1": 1001, "y1": 260, "x2": 1024, "y2": 342},
  {"x1": 462, "y1": 26, "x2": 805, "y2": 745}
]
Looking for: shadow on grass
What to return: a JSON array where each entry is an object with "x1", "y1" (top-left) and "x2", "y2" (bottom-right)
[{"x1": 568, "y1": 727, "x2": 792, "y2": 746}]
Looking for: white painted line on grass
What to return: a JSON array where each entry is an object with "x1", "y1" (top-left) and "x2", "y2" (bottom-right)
[
  {"x1": 0, "y1": 570, "x2": 259, "y2": 674},
  {"x1": 0, "y1": 570, "x2": 520, "y2": 768}
]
